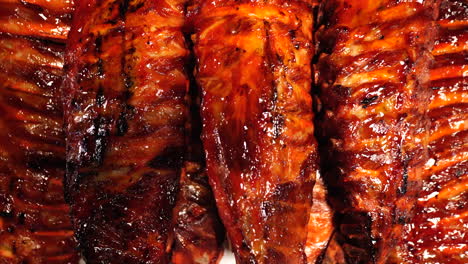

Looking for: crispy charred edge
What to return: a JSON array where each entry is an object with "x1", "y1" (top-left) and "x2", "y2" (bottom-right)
[
  {"x1": 191, "y1": 0, "x2": 317, "y2": 263},
  {"x1": 0, "y1": 0, "x2": 78, "y2": 263},
  {"x1": 63, "y1": 0, "x2": 188, "y2": 262},
  {"x1": 314, "y1": 1, "x2": 438, "y2": 263},
  {"x1": 388, "y1": 1, "x2": 468, "y2": 263},
  {"x1": 171, "y1": 54, "x2": 225, "y2": 264}
]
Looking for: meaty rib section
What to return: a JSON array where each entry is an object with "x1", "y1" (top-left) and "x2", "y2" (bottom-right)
[
  {"x1": 63, "y1": 0, "x2": 188, "y2": 262},
  {"x1": 389, "y1": 1, "x2": 468, "y2": 263},
  {"x1": 0, "y1": 0, "x2": 78, "y2": 263},
  {"x1": 189, "y1": 0, "x2": 318, "y2": 263},
  {"x1": 315, "y1": 1, "x2": 437, "y2": 263},
  {"x1": 172, "y1": 80, "x2": 225, "y2": 264}
]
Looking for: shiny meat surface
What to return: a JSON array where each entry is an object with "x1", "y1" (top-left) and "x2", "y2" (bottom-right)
[
  {"x1": 172, "y1": 81, "x2": 225, "y2": 264},
  {"x1": 389, "y1": 1, "x2": 468, "y2": 263},
  {"x1": 63, "y1": 0, "x2": 189, "y2": 262},
  {"x1": 189, "y1": 0, "x2": 319, "y2": 263},
  {"x1": 0, "y1": 0, "x2": 78, "y2": 263},
  {"x1": 305, "y1": 175, "x2": 334, "y2": 264},
  {"x1": 315, "y1": 0, "x2": 438, "y2": 263}
]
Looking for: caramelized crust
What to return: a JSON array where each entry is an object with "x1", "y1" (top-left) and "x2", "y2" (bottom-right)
[
  {"x1": 189, "y1": 0, "x2": 318, "y2": 263},
  {"x1": 315, "y1": 1, "x2": 437, "y2": 263},
  {"x1": 63, "y1": 0, "x2": 189, "y2": 262},
  {"x1": 0, "y1": 0, "x2": 78, "y2": 263},
  {"x1": 390, "y1": 1, "x2": 468, "y2": 263}
]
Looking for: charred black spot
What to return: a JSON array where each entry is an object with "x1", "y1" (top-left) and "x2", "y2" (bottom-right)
[
  {"x1": 397, "y1": 215, "x2": 406, "y2": 225},
  {"x1": 147, "y1": 147, "x2": 184, "y2": 169},
  {"x1": 289, "y1": 30, "x2": 296, "y2": 39},
  {"x1": 96, "y1": 85, "x2": 105, "y2": 107},
  {"x1": 116, "y1": 110, "x2": 129, "y2": 136},
  {"x1": 95, "y1": 35, "x2": 102, "y2": 53},
  {"x1": 361, "y1": 95, "x2": 378, "y2": 108},
  {"x1": 18, "y1": 213, "x2": 25, "y2": 225},
  {"x1": 398, "y1": 167, "x2": 408, "y2": 195}
]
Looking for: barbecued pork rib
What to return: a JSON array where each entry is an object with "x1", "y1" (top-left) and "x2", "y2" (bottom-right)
[
  {"x1": 63, "y1": 0, "x2": 189, "y2": 262},
  {"x1": 189, "y1": 0, "x2": 318, "y2": 263},
  {"x1": 0, "y1": 0, "x2": 78, "y2": 263},
  {"x1": 388, "y1": 1, "x2": 468, "y2": 263},
  {"x1": 315, "y1": 0, "x2": 438, "y2": 263},
  {"x1": 172, "y1": 81, "x2": 225, "y2": 264}
]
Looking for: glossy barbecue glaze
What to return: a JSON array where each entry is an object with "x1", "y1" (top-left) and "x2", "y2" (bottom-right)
[
  {"x1": 189, "y1": 0, "x2": 319, "y2": 263},
  {"x1": 389, "y1": 1, "x2": 468, "y2": 263},
  {"x1": 315, "y1": 0, "x2": 438, "y2": 263},
  {"x1": 0, "y1": 0, "x2": 78, "y2": 263},
  {"x1": 172, "y1": 81, "x2": 225, "y2": 264},
  {"x1": 63, "y1": 0, "x2": 189, "y2": 262},
  {"x1": 305, "y1": 175, "x2": 334, "y2": 264}
]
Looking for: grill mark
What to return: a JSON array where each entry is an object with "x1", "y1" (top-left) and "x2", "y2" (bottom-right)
[
  {"x1": 116, "y1": 29, "x2": 134, "y2": 137},
  {"x1": 0, "y1": 0, "x2": 77, "y2": 262}
]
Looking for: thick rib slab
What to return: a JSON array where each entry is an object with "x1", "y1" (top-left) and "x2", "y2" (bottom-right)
[
  {"x1": 389, "y1": 1, "x2": 468, "y2": 263},
  {"x1": 0, "y1": 0, "x2": 78, "y2": 263},
  {"x1": 315, "y1": 1, "x2": 437, "y2": 263},
  {"x1": 189, "y1": 0, "x2": 319, "y2": 263},
  {"x1": 63, "y1": 0, "x2": 189, "y2": 262}
]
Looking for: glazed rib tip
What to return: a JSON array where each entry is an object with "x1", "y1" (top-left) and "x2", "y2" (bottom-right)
[
  {"x1": 0, "y1": 0, "x2": 78, "y2": 263},
  {"x1": 189, "y1": 0, "x2": 319, "y2": 263},
  {"x1": 315, "y1": 0, "x2": 438, "y2": 263},
  {"x1": 63, "y1": 0, "x2": 189, "y2": 262}
]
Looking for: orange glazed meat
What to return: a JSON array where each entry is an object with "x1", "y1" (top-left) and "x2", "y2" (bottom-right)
[
  {"x1": 389, "y1": 1, "x2": 468, "y2": 263},
  {"x1": 189, "y1": 0, "x2": 319, "y2": 263},
  {"x1": 315, "y1": 0, "x2": 438, "y2": 263},
  {"x1": 305, "y1": 175, "x2": 334, "y2": 264},
  {"x1": 0, "y1": 0, "x2": 78, "y2": 263},
  {"x1": 63, "y1": 0, "x2": 189, "y2": 262}
]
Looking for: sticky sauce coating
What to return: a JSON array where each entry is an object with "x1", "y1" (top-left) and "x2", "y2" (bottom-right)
[{"x1": 0, "y1": 0, "x2": 78, "y2": 263}]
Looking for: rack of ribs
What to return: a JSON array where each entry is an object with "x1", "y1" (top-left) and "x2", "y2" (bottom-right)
[
  {"x1": 315, "y1": 0, "x2": 438, "y2": 263},
  {"x1": 62, "y1": 0, "x2": 190, "y2": 262},
  {"x1": 388, "y1": 0, "x2": 468, "y2": 263},
  {"x1": 0, "y1": 0, "x2": 78, "y2": 263},
  {"x1": 188, "y1": 0, "x2": 319, "y2": 263}
]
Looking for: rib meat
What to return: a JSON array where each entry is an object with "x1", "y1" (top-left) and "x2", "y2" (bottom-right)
[
  {"x1": 0, "y1": 0, "x2": 78, "y2": 263},
  {"x1": 389, "y1": 1, "x2": 468, "y2": 263},
  {"x1": 315, "y1": 1, "x2": 438, "y2": 263},
  {"x1": 172, "y1": 80, "x2": 225, "y2": 264},
  {"x1": 63, "y1": 0, "x2": 189, "y2": 262},
  {"x1": 305, "y1": 175, "x2": 334, "y2": 264},
  {"x1": 189, "y1": 0, "x2": 319, "y2": 263}
]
